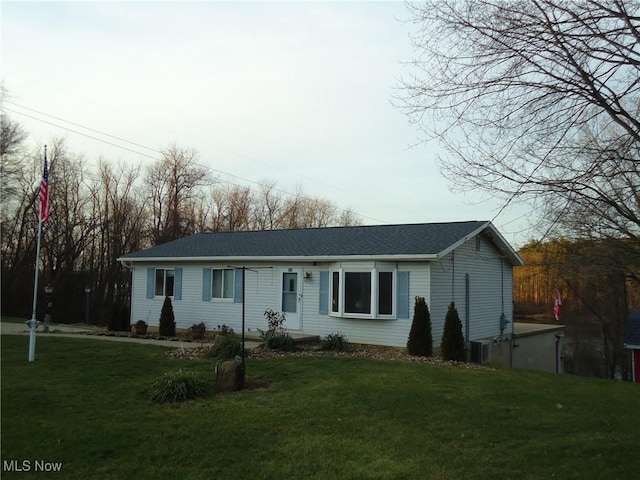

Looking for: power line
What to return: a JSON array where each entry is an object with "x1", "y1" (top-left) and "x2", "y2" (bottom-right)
[{"x1": 4, "y1": 103, "x2": 389, "y2": 224}]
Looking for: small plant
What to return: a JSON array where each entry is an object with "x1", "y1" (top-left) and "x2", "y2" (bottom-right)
[
  {"x1": 264, "y1": 308, "x2": 286, "y2": 331},
  {"x1": 206, "y1": 334, "x2": 242, "y2": 359},
  {"x1": 215, "y1": 324, "x2": 235, "y2": 336},
  {"x1": 148, "y1": 369, "x2": 210, "y2": 404},
  {"x1": 321, "y1": 332, "x2": 350, "y2": 352},
  {"x1": 159, "y1": 296, "x2": 176, "y2": 337},
  {"x1": 441, "y1": 302, "x2": 465, "y2": 362},
  {"x1": 133, "y1": 320, "x2": 148, "y2": 335},
  {"x1": 189, "y1": 322, "x2": 207, "y2": 340},
  {"x1": 407, "y1": 296, "x2": 433, "y2": 357},
  {"x1": 267, "y1": 331, "x2": 297, "y2": 352},
  {"x1": 262, "y1": 309, "x2": 294, "y2": 351}
]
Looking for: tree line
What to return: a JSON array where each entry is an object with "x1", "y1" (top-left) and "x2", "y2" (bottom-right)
[
  {"x1": 0, "y1": 114, "x2": 360, "y2": 327},
  {"x1": 515, "y1": 238, "x2": 640, "y2": 380}
]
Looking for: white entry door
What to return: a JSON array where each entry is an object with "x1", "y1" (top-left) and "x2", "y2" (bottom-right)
[{"x1": 280, "y1": 268, "x2": 302, "y2": 330}]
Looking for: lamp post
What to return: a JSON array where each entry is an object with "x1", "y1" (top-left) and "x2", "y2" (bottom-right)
[
  {"x1": 84, "y1": 285, "x2": 91, "y2": 325},
  {"x1": 43, "y1": 285, "x2": 53, "y2": 333}
]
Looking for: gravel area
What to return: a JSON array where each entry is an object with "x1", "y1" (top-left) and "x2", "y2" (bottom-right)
[{"x1": 167, "y1": 342, "x2": 494, "y2": 370}]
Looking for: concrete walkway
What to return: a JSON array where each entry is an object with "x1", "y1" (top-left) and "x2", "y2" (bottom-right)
[{"x1": 0, "y1": 322, "x2": 262, "y2": 349}]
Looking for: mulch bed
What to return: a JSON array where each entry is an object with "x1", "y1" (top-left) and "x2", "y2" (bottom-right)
[{"x1": 166, "y1": 341, "x2": 493, "y2": 370}]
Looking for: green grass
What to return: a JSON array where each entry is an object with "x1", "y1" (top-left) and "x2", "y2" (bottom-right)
[{"x1": 1, "y1": 335, "x2": 639, "y2": 479}]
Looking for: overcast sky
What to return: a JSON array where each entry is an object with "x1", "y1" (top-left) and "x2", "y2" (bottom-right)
[{"x1": 2, "y1": 1, "x2": 533, "y2": 246}]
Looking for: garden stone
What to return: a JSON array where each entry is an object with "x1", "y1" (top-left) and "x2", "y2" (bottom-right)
[{"x1": 215, "y1": 358, "x2": 244, "y2": 391}]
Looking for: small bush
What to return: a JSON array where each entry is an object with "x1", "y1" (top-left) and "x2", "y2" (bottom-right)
[
  {"x1": 149, "y1": 369, "x2": 210, "y2": 404},
  {"x1": 321, "y1": 332, "x2": 350, "y2": 352},
  {"x1": 159, "y1": 296, "x2": 176, "y2": 337},
  {"x1": 206, "y1": 334, "x2": 242, "y2": 359},
  {"x1": 407, "y1": 296, "x2": 433, "y2": 357},
  {"x1": 267, "y1": 332, "x2": 296, "y2": 352},
  {"x1": 264, "y1": 309, "x2": 286, "y2": 330},
  {"x1": 215, "y1": 324, "x2": 235, "y2": 336},
  {"x1": 441, "y1": 302, "x2": 465, "y2": 362},
  {"x1": 190, "y1": 322, "x2": 207, "y2": 340}
]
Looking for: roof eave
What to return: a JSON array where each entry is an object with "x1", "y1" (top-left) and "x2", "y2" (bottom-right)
[
  {"x1": 118, "y1": 254, "x2": 440, "y2": 264},
  {"x1": 435, "y1": 221, "x2": 524, "y2": 266}
]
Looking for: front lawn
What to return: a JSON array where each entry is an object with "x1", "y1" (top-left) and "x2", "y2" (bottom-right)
[{"x1": 1, "y1": 335, "x2": 638, "y2": 479}]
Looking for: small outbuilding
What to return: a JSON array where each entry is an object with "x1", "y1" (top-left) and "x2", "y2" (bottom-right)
[{"x1": 512, "y1": 322, "x2": 566, "y2": 374}]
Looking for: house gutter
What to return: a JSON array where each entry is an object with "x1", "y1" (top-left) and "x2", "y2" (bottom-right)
[{"x1": 117, "y1": 254, "x2": 441, "y2": 264}]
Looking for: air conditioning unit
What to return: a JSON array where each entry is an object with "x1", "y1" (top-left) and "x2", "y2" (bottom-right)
[{"x1": 470, "y1": 340, "x2": 491, "y2": 364}]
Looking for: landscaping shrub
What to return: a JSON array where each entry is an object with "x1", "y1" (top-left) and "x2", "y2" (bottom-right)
[
  {"x1": 407, "y1": 296, "x2": 433, "y2": 356},
  {"x1": 267, "y1": 332, "x2": 296, "y2": 352},
  {"x1": 159, "y1": 296, "x2": 176, "y2": 337},
  {"x1": 441, "y1": 302, "x2": 465, "y2": 361},
  {"x1": 189, "y1": 322, "x2": 207, "y2": 340},
  {"x1": 207, "y1": 334, "x2": 242, "y2": 359},
  {"x1": 216, "y1": 324, "x2": 235, "y2": 336},
  {"x1": 264, "y1": 308, "x2": 286, "y2": 331},
  {"x1": 321, "y1": 332, "x2": 350, "y2": 352},
  {"x1": 149, "y1": 369, "x2": 210, "y2": 404}
]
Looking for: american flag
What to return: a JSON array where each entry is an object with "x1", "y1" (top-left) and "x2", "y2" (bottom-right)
[
  {"x1": 553, "y1": 290, "x2": 562, "y2": 321},
  {"x1": 39, "y1": 151, "x2": 50, "y2": 223}
]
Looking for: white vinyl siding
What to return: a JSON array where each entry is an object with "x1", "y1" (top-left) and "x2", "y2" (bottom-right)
[
  {"x1": 128, "y1": 239, "x2": 514, "y2": 350},
  {"x1": 430, "y1": 235, "x2": 514, "y2": 346}
]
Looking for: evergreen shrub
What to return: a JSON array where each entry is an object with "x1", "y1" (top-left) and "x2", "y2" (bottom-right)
[
  {"x1": 159, "y1": 296, "x2": 176, "y2": 337},
  {"x1": 440, "y1": 302, "x2": 465, "y2": 361},
  {"x1": 407, "y1": 296, "x2": 433, "y2": 356}
]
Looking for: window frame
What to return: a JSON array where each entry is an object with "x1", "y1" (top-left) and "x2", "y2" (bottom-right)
[
  {"x1": 329, "y1": 268, "x2": 396, "y2": 319},
  {"x1": 211, "y1": 267, "x2": 235, "y2": 301},
  {"x1": 155, "y1": 268, "x2": 175, "y2": 298}
]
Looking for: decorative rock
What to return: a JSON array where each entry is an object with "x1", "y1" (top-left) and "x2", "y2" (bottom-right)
[{"x1": 215, "y1": 358, "x2": 245, "y2": 391}]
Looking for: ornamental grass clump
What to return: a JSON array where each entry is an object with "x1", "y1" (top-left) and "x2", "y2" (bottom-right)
[
  {"x1": 206, "y1": 334, "x2": 242, "y2": 359},
  {"x1": 267, "y1": 332, "x2": 297, "y2": 352},
  {"x1": 149, "y1": 369, "x2": 210, "y2": 404},
  {"x1": 321, "y1": 332, "x2": 350, "y2": 352}
]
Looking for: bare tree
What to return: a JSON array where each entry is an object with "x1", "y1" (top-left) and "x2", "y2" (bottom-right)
[
  {"x1": 145, "y1": 144, "x2": 211, "y2": 244},
  {"x1": 399, "y1": 0, "x2": 640, "y2": 242},
  {"x1": 91, "y1": 159, "x2": 146, "y2": 327},
  {"x1": 0, "y1": 112, "x2": 28, "y2": 206}
]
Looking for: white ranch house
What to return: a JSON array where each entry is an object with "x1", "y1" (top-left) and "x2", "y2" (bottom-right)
[{"x1": 119, "y1": 221, "x2": 523, "y2": 359}]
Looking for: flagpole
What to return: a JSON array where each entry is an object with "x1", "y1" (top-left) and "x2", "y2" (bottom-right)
[
  {"x1": 27, "y1": 145, "x2": 48, "y2": 362},
  {"x1": 28, "y1": 215, "x2": 44, "y2": 362}
]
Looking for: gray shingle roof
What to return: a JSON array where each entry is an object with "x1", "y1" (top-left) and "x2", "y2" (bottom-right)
[{"x1": 120, "y1": 221, "x2": 521, "y2": 263}]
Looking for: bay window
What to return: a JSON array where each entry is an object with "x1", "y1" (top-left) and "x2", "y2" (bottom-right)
[{"x1": 330, "y1": 268, "x2": 395, "y2": 318}]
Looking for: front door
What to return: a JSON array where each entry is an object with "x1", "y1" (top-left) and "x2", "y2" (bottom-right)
[{"x1": 280, "y1": 269, "x2": 302, "y2": 330}]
